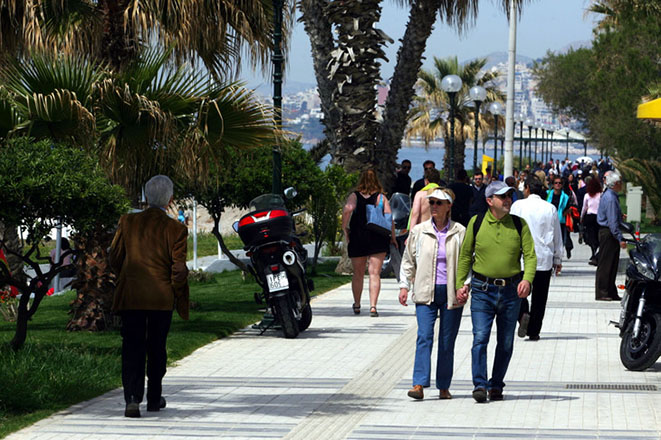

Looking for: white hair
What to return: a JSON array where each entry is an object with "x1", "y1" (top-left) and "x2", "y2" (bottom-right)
[
  {"x1": 604, "y1": 170, "x2": 622, "y2": 188},
  {"x1": 145, "y1": 175, "x2": 174, "y2": 208}
]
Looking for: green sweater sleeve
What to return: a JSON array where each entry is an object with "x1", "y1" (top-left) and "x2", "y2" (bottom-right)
[
  {"x1": 455, "y1": 215, "x2": 476, "y2": 290},
  {"x1": 520, "y1": 218, "x2": 537, "y2": 284}
]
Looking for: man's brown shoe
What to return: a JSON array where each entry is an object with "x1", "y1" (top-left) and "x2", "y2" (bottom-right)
[
  {"x1": 488, "y1": 388, "x2": 503, "y2": 401},
  {"x1": 407, "y1": 385, "x2": 424, "y2": 400},
  {"x1": 439, "y1": 389, "x2": 452, "y2": 399}
]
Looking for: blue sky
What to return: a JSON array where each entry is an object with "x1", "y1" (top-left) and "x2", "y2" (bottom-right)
[{"x1": 246, "y1": 0, "x2": 597, "y2": 88}]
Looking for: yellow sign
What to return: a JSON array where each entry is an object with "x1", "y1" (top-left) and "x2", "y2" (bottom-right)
[{"x1": 481, "y1": 155, "x2": 494, "y2": 175}]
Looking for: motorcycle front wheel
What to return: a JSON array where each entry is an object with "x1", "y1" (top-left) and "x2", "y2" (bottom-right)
[
  {"x1": 274, "y1": 295, "x2": 300, "y2": 339},
  {"x1": 620, "y1": 313, "x2": 661, "y2": 371}
]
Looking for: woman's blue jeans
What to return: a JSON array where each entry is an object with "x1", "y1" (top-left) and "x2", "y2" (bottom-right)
[
  {"x1": 412, "y1": 285, "x2": 463, "y2": 389},
  {"x1": 470, "y1": 278, "x2": 521, "y2": 392}
]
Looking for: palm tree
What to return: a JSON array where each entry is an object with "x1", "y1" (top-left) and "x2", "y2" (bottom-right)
[
  {"x1": 300, "y1": 0, "x2": 530, "y2": 188},
  {"x1": 0, "y1": 0, "x2": 280, "y2": 79},
  {"x1": 406, "y1": 56, "x2": 503, "y2": 179},
  {"x1": 587, "y1": 1, "x2": 661, "y2": 32}
]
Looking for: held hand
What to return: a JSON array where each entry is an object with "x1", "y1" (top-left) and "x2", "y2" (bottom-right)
[
  {"x1": 554, "y1": 264, "x2": 562, "y2": 275},
  {"x1": 517, "y1": 280, "x2": 531, "y2": 298},
  {"x1": 620, "y1": 241, "x2": 627, "y2": 249},
  {"x1": 398, "y1": 288, "x2": 409, "y2": 306},
  {"x1": 456, "y1": 285, "x2": 469, "y2": 304}
]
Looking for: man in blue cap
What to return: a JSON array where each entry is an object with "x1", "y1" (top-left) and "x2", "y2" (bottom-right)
[{"x1": 456, "y1": 180, "x2": 537, "y2": 403}]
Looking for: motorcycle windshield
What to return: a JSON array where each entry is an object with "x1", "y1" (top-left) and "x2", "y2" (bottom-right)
[
  {"x1": 249, "y1": 194, "x2": 286, "y2": 211},
  {"x1": 389, "y1": 192, "x2": 411, "y2": 224},
  {"x1": 641, "y1": 234, "x2": 661, "y2": 276}
]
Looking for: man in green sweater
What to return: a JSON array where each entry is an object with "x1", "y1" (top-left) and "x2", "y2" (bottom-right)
[{"x1": 456, "y1": 180, "x2": 537, "y2": 403}]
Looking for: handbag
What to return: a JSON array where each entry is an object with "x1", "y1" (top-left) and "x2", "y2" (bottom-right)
[{"x1": 365, "y1": 194, "x2": 392, "y2": 237}]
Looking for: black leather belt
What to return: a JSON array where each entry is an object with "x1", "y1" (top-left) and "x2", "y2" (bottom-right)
[{"x1": 473, "y1": 272, "x2": 521, "y2": 287}]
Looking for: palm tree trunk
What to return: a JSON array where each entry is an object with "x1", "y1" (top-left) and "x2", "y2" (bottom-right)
[
  {"x1": 377, "y1": 0, "x2": 441, "y2": 190},
  {"x1": 67, "y1": 229, "x2": 118, "y2": 331},
  {"x1": 0, "y1": 221, "x2": 25, "y2": 283},
  {"x1": 299, "y1": 0, "x2": 340, "y2": 150},
  {"x1": 99, "y1": 0, "x2": 138, "y2": 71}
]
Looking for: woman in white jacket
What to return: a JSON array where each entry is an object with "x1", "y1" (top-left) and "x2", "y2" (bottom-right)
[{"x1": 399, "y1": 188, "x2": 467, "y2": 400}]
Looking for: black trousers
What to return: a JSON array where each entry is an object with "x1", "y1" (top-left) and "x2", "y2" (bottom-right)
[
  {"x1": 596, "y1": 228, "x2": 620, "y2": 299},
  {"x1": 518, "y1": 269, "x2": 553, "y2": 338},
  {"x1": 121, "y1": 310, "x2": 173, "y2": 404},
  {"x1": 583, "y1": 214, "x2": 599, "y2": 258}
]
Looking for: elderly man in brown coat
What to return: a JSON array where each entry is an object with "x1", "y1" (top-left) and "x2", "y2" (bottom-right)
[{"x1": 110, "y1": 175, "x2": 189, "y2": 418}]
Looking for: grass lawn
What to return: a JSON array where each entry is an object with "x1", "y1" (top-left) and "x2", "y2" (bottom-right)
[
  {"x1": 0, "y1": 261, "x2": 350, "y2": 439},
  {"x1": 186, "y1": 233, "x2": 244, "y2": 260}
]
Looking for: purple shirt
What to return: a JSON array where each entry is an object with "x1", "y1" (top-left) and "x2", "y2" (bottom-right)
[{"x1": 432, "y1": 219, "x2": 449, "y2": 285}]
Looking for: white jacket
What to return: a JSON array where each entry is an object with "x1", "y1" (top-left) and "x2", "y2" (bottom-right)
[{"x1": 399, "y1": 219, "x2": 467, "y2": 309}]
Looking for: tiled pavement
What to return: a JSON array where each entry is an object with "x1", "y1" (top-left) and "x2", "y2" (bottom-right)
[{"x1": 7, "y1": 235, "x2": 661, "y2": 439}]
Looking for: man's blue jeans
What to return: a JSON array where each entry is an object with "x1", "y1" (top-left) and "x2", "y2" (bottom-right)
[
  {"x1": 470, "y1": 278, "x2": 521, "y2": 391},
  {"x1": 413, "y1": 285, "x2": 463, "y2": 389}
]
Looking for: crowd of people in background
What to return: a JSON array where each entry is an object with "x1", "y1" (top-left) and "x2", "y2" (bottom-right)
[{"x1": 343, "y1": 154, "x2": 619, "y2": 403}]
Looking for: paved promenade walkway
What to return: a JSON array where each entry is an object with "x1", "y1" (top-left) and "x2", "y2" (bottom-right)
[{"x1": 8, "y1": 237, "x2": 661, "y2": 439}]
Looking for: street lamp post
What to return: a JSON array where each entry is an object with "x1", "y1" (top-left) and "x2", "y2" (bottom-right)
[
  {"x1": 565, "y1": 129, "x2": 570, "y2": 158},
  {"x1": 548, "y1": 126, "x2": 555, "y2": 162},
  {"x1": 271, "y1": 0, "x2": 283, "y2": 195},
  {"x1": 441, "y1": 74, "x2": 463, "y2": 182},
  {"x1": 489, "y1": 102, "x2": 504, "y2": 179},
  {"x1": 469, "y1": 85, "x2": 487, "y2": 173}
]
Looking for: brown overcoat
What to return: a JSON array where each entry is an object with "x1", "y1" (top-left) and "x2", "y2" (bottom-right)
[{"x1": 109, "y1": 207, "x2": 190, "y2": 320}]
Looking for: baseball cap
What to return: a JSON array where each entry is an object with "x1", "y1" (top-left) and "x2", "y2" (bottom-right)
[
  {"x1": 426, "y1": 189, "x2": 453, "y2": 202},
  {"x1": 485, "y1": 181, "x2": 515, "y2": 198}
]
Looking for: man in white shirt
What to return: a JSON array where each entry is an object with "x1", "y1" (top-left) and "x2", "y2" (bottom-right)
[{"x1": 510, "y1": 175, "x2": 563, "y2": 340}]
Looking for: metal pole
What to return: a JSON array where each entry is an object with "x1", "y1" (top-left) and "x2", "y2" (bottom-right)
[
  {"x1": 534, "y1": 127, "x2": 538, "y2": 162},
  {"x1": 449, "y1": 93, "x2": 456, "y2": 182},
  {"x1": 566, "y1": 131, "x2": 570, "y2": 158},
  {"x1": 503, "y1": 0, "x2": 517, "y2": 178},
  {"x1": 473, "y1": 102, "x2": 481, "y2": 173},
  {"x1": 584, "y1": 141, "x2": 587, "y2": 156},
  {"x1": 272, "y1": 0, "x2": 283, "y2": 195},
  {"x1": 193, "y1": 200, "x2": 198, "y2": 270},
  {"x1": 493, "y1": 115, "x2": 499, "y2": 179},
  {"x1": 518, "y1": 121, "x2": 523, "y2": 171},
  {"x1": 528, "y1": 126, "x2": 532, "y2": 164},
  {"x1": 53, "y1": 221, "x2": 62, "y2": 294}
]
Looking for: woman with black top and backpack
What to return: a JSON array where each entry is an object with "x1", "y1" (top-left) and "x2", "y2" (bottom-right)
[{"x1": 342, "y1": 169, "x2": 396, "y2": 317}]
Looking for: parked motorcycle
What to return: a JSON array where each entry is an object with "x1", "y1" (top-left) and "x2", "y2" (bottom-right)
[
  {"x1": 233, "y1": 189, "x2": 313, "y2": 338},
  {"x1": 381, "y1": 192, "x2": 411, "y2": 280},
  {"x1": 614, "y1": 222, "x2": 661, "y2": 370}
]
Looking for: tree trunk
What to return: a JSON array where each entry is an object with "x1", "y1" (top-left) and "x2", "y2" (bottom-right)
[
  {"x1": 67, "y1": 229, "x2": 117, "y2": 331},
  {"x1": 376, "y1": 0, "x2": 441, "y2": 190},
  {"x1": 299, "y1": 0, "x2": 340, "y2": 151},
  {"x1": 0, "y1": 222, "x2": 25, "y2": 284},
  {"x1": 210, "y1": 212, "x2": 248, "y2": 273},
  {"x1": 99, "y1": 0, "x2": 138, "y2": 71}
]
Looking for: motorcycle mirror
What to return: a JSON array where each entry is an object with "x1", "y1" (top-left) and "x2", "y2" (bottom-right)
[
  {"x1": 284, "y1": 187, "x2": 297, "y2": 199},
  {"x1": 232, "y1": 221, "x2": 239, "y2": 233},
  {"x1": 621, "y1": 221, "x2": 634, "y2": 236}
]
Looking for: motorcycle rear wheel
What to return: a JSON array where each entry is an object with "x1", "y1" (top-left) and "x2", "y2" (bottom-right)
[
  {"x1": 298, "y1": 303, "x2": 312, "y2": 331},
  {"x1": 620, "y1": 313, "x2": 661, "y2": 371},
  {"x1": 274, "y1": 295, "x2": 300, "y2": 339}
]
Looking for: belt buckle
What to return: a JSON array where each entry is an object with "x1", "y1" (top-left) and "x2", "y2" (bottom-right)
[{"x1": 494, "y1": 278, "x2": 506, "y2": 287}]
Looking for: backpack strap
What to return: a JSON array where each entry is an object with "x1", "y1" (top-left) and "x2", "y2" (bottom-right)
[
  {"x1": 472, "y1": 212, "x2": 486, "y2": 243},
  {"x1": 511, "y1": 214, "x2": 523, "y2": 237}
]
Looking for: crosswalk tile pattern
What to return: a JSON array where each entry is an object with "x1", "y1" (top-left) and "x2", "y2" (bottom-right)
[{"x1": 7, "y1": 235, "x2": 661, "y2": 440}]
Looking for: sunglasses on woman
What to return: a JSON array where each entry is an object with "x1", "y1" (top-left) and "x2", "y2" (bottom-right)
[{"x1": 429, "y1": 200, "x2": 446, "y2": 206}]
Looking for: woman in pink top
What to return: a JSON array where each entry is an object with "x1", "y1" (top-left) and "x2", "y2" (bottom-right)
[{"x1": 580, "y1": 176, "x2": 602, "y2": 265}]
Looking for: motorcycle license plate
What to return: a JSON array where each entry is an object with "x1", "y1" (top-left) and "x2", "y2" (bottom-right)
[{"x1": 266, "y1": 271, "x2": 289, "y2": 292}]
